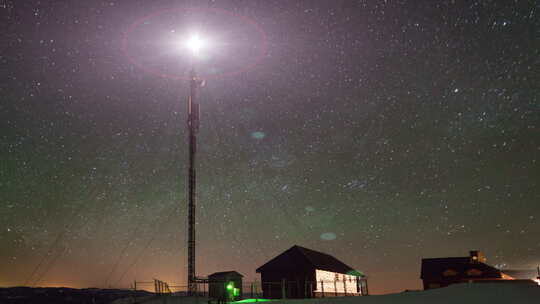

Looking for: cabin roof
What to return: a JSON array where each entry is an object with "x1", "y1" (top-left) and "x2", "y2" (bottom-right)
[
  {"x1": 421, "y1": 257, "x2": 502, "y2": 280},
  {"x1": 501, "y1": 269, "x2": 539, "y2": 280},
  {"x1": 208, "y1": 271, "x2": 243, "y2": 278},
  {"x1": 256, "y1": 245, "x2": 364, "y2": 276}
]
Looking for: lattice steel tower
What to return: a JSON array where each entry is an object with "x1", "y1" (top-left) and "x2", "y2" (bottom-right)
[{"x1": 187, "y1": 69, "x2": 203, "y2": 295}]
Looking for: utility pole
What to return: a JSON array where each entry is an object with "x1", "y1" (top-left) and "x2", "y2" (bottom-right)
[{"x1": 187, "y1": 69, "x2": 203, "y2": 296}]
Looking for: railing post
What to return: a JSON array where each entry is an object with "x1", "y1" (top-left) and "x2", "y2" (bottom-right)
[
  {"x1": 320, "y1": 279, "x2": 324, "y2": 298},
  {"x1": 255, "y1": 281, "x2": 259, "y2": 301},
  {"x1": 281, "y1": 279, "x2": 286, "y2": 299},
  {"x1": 364, "y1": 279, "x2": 369, "y2": 296},
  {"x1": 343, "y1": 275, "x2": 347, "y2": 296},
  {"x1": 132, "y1": 280, "x2": 137, "y2": 304}
]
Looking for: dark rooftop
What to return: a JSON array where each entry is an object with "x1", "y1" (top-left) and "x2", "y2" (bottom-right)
[
  {"x1": 257, "y1": 245, "x2": 364, "y2": 276},
  {"x1": 208, "y1": 271, "x2": 243, "y2": 278},
  {"x1": 501, "y1": 269, "x2": 539, "y2": 280},
  {"x1": 421, "y1": 256, "x2": 502, "y2": 280}
]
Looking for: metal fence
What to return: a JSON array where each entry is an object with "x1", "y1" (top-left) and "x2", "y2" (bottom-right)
[
  {"x1": 131, "y1": 278, "x2": 367, "y2": 299},
  {"x1": 258, "y1": 279, "x2": 368, "y2": 298}
]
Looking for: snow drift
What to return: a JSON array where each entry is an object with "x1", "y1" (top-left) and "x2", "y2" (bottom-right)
[{"x1": 116, "y1": 282, "x2": 539, "y2": 304}]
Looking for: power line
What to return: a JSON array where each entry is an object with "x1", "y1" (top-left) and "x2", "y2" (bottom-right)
[
  {"x1": 113, "y1": 205, "x2": 180, "y2": 287},
  {"x1": 23, "y1": 229, "x2": 65, "y2": 286},
  {"x1": 104, "y1": 214, "x2": 144, "y2": 287},
  {"x1": 26, "y1": 130, "x2": 146, "y2": 287},
  {"x1": 32, "y1": 246, "x2": 68, "y2": 287},
  {"x1": 23, "y1": 193, "x2": 92, "y2": 286},
  {"x1": 31, "y1": 204, "x2": 96, "y2": 287}
]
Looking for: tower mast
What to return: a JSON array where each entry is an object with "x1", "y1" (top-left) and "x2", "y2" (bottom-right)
[{"x1": 187, "y1": 69, "x2": 202, "y2": 296}]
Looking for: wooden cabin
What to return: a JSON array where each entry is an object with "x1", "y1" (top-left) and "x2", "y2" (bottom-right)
[
  {"x1": 421, "y1": 250, "x2": 537, "y2": 290},
  {"x1": 256, "y1": 245, "x2": 367, "y2": 298}
]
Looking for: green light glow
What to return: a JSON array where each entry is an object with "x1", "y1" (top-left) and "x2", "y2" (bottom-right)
[
  {"x1": 346, "y1": 269, "x2": 365, "y2": 277},
  {"x1": 233, "y1": 299, "x2": 273, "y2": 303},
  {"x1": 227, "y1": 283, "x2": 234, "y2": 290}
]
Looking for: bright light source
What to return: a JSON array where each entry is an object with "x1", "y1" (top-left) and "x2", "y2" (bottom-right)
[{"x1": 185, "y1": 33, "x2": 205, "y2": 56}]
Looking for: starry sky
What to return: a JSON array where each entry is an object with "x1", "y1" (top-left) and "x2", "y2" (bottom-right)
[{"x1": 1, "y1": 0, "x2": 539, "y2": 295}]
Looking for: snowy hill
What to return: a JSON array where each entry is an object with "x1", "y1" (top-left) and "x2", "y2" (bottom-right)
[
  {"x1": 282, "y1": 283, "x2": 540, "y2": 304},
  {"x1": 115, "y1": 283, "x2": 539, "y2": 304}
]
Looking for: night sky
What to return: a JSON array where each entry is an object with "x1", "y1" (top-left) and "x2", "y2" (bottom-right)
[{"x1": 1, "y1": 0, "x2": 539, "y2": 295}]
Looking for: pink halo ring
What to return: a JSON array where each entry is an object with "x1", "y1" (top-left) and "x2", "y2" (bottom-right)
[{"x1": 121, "y1": 7, "x2": 268, "y2": 80}]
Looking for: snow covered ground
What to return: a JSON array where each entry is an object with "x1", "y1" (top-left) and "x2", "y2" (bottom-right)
[{"x1": 113, "y1": 283, "x2": 540, "y2": 304}]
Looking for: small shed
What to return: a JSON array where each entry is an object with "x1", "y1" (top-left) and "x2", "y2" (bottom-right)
[{"x1": 208, "y1": 271, "x2": 243, "y2": 302}]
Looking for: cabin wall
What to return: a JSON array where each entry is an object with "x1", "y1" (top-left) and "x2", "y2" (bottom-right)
[
  {"x1": 314, "y1": 269, "x2": 362, "y2": 296},
  {"x1": 260, "y1": 270, "x2": 316, "y2": 299}
]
